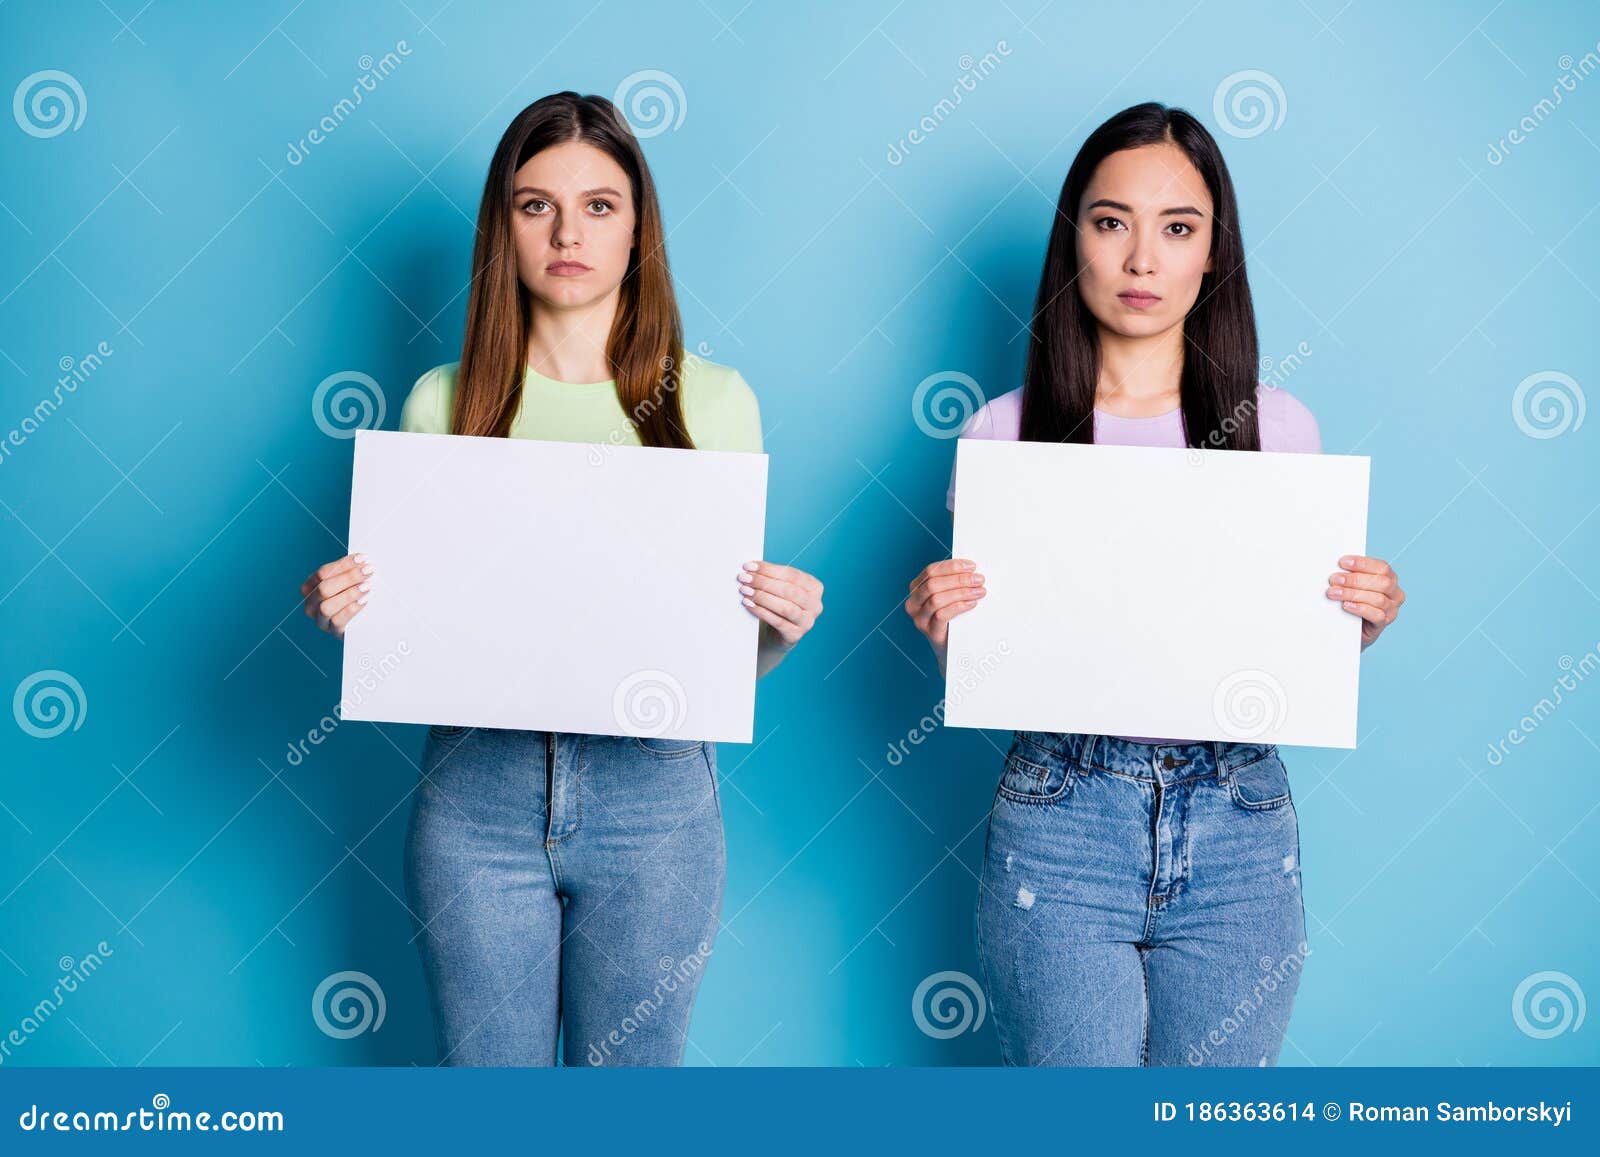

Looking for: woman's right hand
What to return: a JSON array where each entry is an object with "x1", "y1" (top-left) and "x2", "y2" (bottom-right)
[
  {"x1": 300, "y1": 553, "x2": 374, "y2": 637},
  {"x1": 904, "y1": 558, "x2": 986, "y2": 657}
]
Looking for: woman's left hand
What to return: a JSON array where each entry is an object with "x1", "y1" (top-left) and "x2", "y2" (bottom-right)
[
  {"x1": 739, "y1": 560, "x2": 824, "y2": 651},
  {"x1": 1328, "y1": 554, "x2": 1405, "y2": 650}
]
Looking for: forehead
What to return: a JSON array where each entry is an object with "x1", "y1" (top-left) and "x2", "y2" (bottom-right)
[
  {"x1": 1081, "y1": 141, "x2": 1212, "y2": 215},
  {"x1": 513, "y1": 140, "x2": 631, "y2": 195}
]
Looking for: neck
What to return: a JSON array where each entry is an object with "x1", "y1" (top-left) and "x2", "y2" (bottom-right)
[
  {"x1": 1095, "y1": 323, "x2": 1184, "y2": 409},
  {"x1": 526, "y1": 288, "x2": 620, "y2": 383}
]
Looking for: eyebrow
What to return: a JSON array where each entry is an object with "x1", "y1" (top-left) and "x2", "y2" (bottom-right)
[
  {"x1": 1084, "y1": 198, "x2": 1205, "y2": 217},
  {"x1": 513, "y1": 186, "x2": 624, "y2": 198}
]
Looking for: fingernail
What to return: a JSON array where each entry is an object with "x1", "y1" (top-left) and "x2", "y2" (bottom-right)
[
  {"x1": 358, "y1": 581, "x2": 371, "y2": 592},
  {"x1": 740, "y1": 584, "x2": 754, "y2": 596},
  {"x1": 1340, "y1": 556, "x2": 1354, "y2": 567},
  {"x1": 1330, "y1": 575, "x2": 1345, "y2": 585},
  {"x1": 743, "y1": 561, "x2": 759, "y2": 572},
  {"x1": 742, "y1": 596, "x2": 755, "y2": 607},
  {"x1": 358, "y1": 596, "x2": 368, "y2": 605},
  {"x1": 361, "y1": 565, "x2": 374, "y2": 576},
  {"x1": 354, "y1": 553, "x2": 367, "y2": 563},
  {"x1": 961, "y1": 560, "x2": 976, "y2": 570}
]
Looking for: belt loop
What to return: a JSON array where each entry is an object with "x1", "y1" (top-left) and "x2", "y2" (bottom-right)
[
  {"x1": 1078, "y1": 733, "x2": 1098, "y2": 773},
  {"x1": 1211, "y1": 740, "x2": 1226, "y2": 784}
]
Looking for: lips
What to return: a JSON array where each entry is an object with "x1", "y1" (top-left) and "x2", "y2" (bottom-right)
[
  {"x1": 1117, "y1": 290, "x2": 1161, "y2": 310},
  {"x1": 547, "y1": 261, "x2": 591, "y2": 275}
]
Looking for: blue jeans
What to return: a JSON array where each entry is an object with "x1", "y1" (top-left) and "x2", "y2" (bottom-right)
[
  {"x1": 975, "y1": 731, "x2": 1308, "y2": 1066},
  {"x1": 403, "y1": 725, "x2": 725, "y2": 1066}
]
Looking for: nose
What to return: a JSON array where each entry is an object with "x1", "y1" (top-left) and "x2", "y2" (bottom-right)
[
  {"x1": 551, "y1": 211, "x2": 581, "y2": 250},
  {"x1": 1125, "y1": 227, "x2": 1157, "y2": 276}
]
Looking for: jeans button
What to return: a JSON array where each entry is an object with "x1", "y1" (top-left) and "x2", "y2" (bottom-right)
[{"x1": 1161, "y1": 754, "x2": 1177, "y2": 770}]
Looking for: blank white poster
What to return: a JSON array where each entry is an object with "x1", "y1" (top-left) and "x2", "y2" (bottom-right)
[
  {"x1": 945, "y1": 440, "x2": 1370, "y2": 748},
  {"x1": 339, "y1": 430, "x2": 767, "y2": 743}
]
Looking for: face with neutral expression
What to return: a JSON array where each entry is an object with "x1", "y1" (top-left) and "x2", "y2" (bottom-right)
[
  {"x1": 1074, "y1": 140, "x2": 1215, "y2": 340},
  {"x1": 511, "y1": 140, "x2": 637, "y2": 311}
]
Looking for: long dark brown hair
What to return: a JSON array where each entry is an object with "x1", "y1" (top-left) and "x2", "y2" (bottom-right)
[
  {"x1": 1019, "y1": 102, "x2": 1260, "y2": 450},
  {"x1": 452, "y1": 91, "x2": 692, "y2": 447}
]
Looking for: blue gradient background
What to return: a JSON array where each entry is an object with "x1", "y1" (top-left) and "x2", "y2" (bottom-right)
[{"x1": 1, "y1": 0, "x2": 1596, "y2": 1067}]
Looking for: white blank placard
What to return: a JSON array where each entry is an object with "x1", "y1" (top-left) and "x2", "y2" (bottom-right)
[
  {"x1": 946, "y1": 440, "x2": 1369, "y2": 748},
  {"x1": 339, "y1": 430, "x2": 767, "y2": 742}
]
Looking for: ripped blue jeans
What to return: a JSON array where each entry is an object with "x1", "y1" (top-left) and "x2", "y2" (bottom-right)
[{"x1": 975, "y1": 731, "x2": 1308, "y2": 1066}]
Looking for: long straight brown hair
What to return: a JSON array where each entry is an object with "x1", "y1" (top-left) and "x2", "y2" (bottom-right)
[{"x1": 451, "y1": 91, "x2": 692, "y2": 447}]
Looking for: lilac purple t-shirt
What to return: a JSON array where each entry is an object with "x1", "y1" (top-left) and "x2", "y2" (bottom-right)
[{"x1": 944, "y1": 384, "x2": 1323, "y2": 746}]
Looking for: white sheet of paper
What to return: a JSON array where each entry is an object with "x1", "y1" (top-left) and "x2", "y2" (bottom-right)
[
  {"x1": 339, "y1": 430, "x2": 767, "y2": 742},
  {"x1": 945, "y1": 440, "x2": 1369, "y2": 748}
]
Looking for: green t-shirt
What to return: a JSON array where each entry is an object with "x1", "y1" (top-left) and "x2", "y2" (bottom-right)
[{"x1": 399, "y1": 355, "x2": 763, "y2": 452}]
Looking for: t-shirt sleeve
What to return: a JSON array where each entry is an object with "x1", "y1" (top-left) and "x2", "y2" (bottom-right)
[
  {"x1": 399, "y1": 365, "x2": 454, "y2": 434},
  {"x1": 1268, "y1": 387, "x2": 1322, "y2": 454},
  {"x1": 690, "y1": 364, "x2": 763, "y2": 453},
  {"x1": 945, "y1": 404, "x2": 995, "y2": 511}
]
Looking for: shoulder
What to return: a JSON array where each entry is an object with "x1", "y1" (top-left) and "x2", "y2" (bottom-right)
[
  {"x1": 399, "y1": 362, "x2": 458, "y2": 433},
  {"x1": 1255, "y1": 384, "x2": 1321, "y2": 453},
  {"x1": 681, "y1": 354, "x2": 762, "y2": 452},
  {"x1": 682, "y1": 354, "x2": 755, "y2": 406},
  {"x1": 955, "y1": 386, "x2": 1023, "y2": 441}
]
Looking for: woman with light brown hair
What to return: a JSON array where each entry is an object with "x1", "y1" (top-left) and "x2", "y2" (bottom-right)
[{"x1": 296, "y1": 91, "x2": 823, "y2": 1066}]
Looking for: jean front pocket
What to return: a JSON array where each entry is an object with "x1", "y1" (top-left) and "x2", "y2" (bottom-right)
[
  {"x1": 633, "y1": 736, "x2": 706, "y2": 760},
  {"x1": 996, "y1": 745, "x2": 1075, "y2": 805},
  {"x1": 1227, "y1": 748, "x2": 1292, "y2": 810}
]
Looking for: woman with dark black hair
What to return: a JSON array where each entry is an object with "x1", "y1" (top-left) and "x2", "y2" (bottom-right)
[{"x1": 905, "y1": 102, "x2": 1405, "y2": 1066}]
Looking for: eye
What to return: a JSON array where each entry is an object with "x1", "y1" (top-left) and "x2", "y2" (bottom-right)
[
  {"x1": 522, "y1": 198, "x2": 550, "y2": 215},
  {"x1": 587, "y1": 199, "x2": 614, "y2": 216},
  {"x1": 1093, "y1": 215, "x2": 1126, "y2": 232},
  {"x1": 1165, "y1": 221, "x2": 1194, "y2": 236}
]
